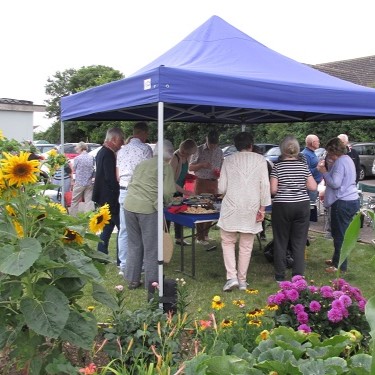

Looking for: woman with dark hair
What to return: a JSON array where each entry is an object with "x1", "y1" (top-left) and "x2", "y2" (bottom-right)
[
  {"x1": 317, "y1": 137, "x2": 360, "y2": 273},
  {"x1": 218, "y1": 132, "x2": 271, "y2": 292},
  {"x1": 270, "y1": 135, "x2": 317, "y2": 282}
]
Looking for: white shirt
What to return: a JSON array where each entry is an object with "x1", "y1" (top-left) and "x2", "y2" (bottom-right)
[{"x1": 116, "y1": 138, "x2": 153, "y2": 187}]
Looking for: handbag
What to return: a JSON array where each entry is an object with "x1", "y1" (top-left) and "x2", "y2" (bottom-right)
[{"x1": 163, "y1": 216, "x2": 174, "y2": 264}]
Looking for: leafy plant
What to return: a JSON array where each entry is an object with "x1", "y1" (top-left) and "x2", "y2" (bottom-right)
[{"x1": 0, "y1": 135, "x2": 118, "y2": 374}]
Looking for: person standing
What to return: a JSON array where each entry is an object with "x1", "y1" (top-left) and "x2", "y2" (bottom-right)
[
  {"x1": 124, "y1": 140, "x2": 176, "y2": 290},
  {"x1": 302, "y1": 134, "x2": 322, "y2": 203},
  {"x1": 317, "y1": 137, "x2": 360, "y2": 273},
  {"x1": 337, "y1": 134, "x2": 361, "y2": 184},
  {"x1": 92, "y1": 127, "x2": 124, "y2": 261},
  {"x1": 270, "y1": 135, "x2": 317, "y2": 282},
  {"x1": 189, "y1": 131, "x2": 223, "y2": 245},
  {"x1": 116, "y1": 122, "x2": 153, "y2": 275},
  {"x1": 70, "y1": 142, "x2": 94, "y2": 216},
  {"x1": 218, "y1": 132, "x2": 271, "y2": 291},
  {"x1": 169, "y1": 139, "x2": 197, "y2": 245}
]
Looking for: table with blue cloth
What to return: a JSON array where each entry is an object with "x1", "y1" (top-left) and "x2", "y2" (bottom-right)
[{"x1": 164, "y1": 209, "x2": 220, "y2": 278}]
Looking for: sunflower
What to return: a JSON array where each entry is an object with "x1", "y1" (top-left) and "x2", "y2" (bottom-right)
[
  {"x1": 1, "y1": 151, "x2": 40, "y2": 187},
  {"x1": 211, "y1": 299, "x2": 225, "y2": 310},
  {"x1": 49, "y1": 202, "x2": 67, "y2": 214},
  {"x1": 220, "y1": 319, "x2": 233, "y2": 328},
  {"x1": 5, "y1": 204, "x2": 16, "y2": 216},
  {"x1": 246, "y1": 308, "x2": 264, "y2": 319},
  {"x1": 63, "y1": 229, "x2": 84, "y2": 244},
  {"x1": 259, "y1": 329, "x2": 270, "y2": 340},
  {"x1": 13, "y1": 220, "x2": 24, "y2": 238},
  {"x1": 89, "y1": 204, "x2": 111, "y2": 233},
  {"x1": 232, "y1": 299, "x2": 245, "y2": 308},
  {"x1": 248, "y1": 319, "x2": 262, "y2": 327},
  {"x1": 245, "y1": 288, "x2": 259, "y2": 295},
  {"x1": 265, "y1": 303, "x2": 279, "y2": 311}
]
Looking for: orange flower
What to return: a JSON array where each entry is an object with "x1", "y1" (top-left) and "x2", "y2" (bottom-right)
[{"x1": 79, "y1": 362, "x2": 97, "y2": 374}]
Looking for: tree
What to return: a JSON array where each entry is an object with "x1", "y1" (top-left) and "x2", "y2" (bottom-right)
[{"x1": 37, "y1": 65, "x2": 125, "y2": 143}]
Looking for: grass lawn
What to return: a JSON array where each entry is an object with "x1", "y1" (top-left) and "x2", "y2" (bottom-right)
[{"x1": 82, "y1": 223, "x2": 375, "y2": 323}]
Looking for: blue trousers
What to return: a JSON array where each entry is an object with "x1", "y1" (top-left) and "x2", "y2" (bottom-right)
[
  {"x1": 97, "y1": 211, "x2": 120, "y2": 265},
  {"x1": 330, "y1": 199, "x2": 360, "y2": 271}
]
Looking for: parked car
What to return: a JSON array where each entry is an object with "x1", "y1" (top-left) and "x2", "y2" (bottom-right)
[
  {"x1": 34, "y1": 143, "x2": 57, "y2": 154},
  {"x1": 264, "y1": 146, "x2": 281, "y2": 163},
  {"x1": 222, "y1": 143, "x2": 277, "y2": 158},
  {"x1": 58, "y1": 143, "x2": 102, "y2": 160},
  {"x1": 350, "y1": 142, "x2": 375, "y2": 180}
]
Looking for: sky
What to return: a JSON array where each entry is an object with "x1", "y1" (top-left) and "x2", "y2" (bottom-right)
[{"x1": 2, "y1": 0, "x2": 375, "y2": 130}]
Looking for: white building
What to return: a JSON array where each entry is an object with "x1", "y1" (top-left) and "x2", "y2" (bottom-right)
[{"x1": 0, "y1": 98, "x2": 46, "y2": 142}]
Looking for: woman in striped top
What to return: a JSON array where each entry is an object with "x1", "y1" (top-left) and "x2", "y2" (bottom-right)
[{"x1": 270, "y1": 136, "x2": 317, "y2": 282}]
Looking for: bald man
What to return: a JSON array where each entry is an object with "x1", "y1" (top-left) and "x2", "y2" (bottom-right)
[
  {"x1": 302, "y1": 134, "x2": 322, "y2": 203},
  {"x1": 338, "y1": 134, "x2": 360, "y2": 183}
]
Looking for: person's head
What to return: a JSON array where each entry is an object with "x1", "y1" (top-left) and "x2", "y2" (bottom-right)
[
  {"x1": 337, "y1": 134, "x2": 349, "y2": 146},
  {"x1": 105, "y1": 127, "x2": 124, "y2": 151},
  {"x1": 325, "y1": 137, "x2": 347, "y2": 158},
  {"x1": 305, "y1": 134, "x2": 320, "y2": 150},
  {"x1": 206, "y1": 130, "x2": 219, "y2": 150},
  {"x1": 133, "y1": 122, "x2": 149, "y2": 142},
  {"x1": 75, "y1": 141, "x2": 88, "y2": 153},
  {"x1": 154, "y1": 140, "x2": 174, "y2": 161},
  {"x1": 234, "y1": 132, "x2": 254, "y2": 151},
  {"x1": 178, "y1": 139, "x2": 197, "y2": 158},
  {"x1": 280, "y1": 135, "x2": 300, "y2": 159}
]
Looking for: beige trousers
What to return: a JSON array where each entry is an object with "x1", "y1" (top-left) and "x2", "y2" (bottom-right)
[{"x1": 220, "y1": 229, "x2": 255, "y2": 282}]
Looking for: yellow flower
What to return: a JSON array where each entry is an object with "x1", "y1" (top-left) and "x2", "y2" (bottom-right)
[
  {"x1": 49, "y1": 202, "x2": 67, "y2": 214},
  {"x1": 245, "y1": 288, "x2": 259, "y2": 295},
  {"x1": 212, "y1": 295, "x2": 221, "y2": 302},
  {"x1": 232, "y1": 299, "x2": 245, "y2": 308},
  {"x1": 248, "y1": 319, "x2": 262, "y2": 327},
  {"x1": 220, "y1": 319, "x2": 233, "y2": 328},
  {"x1": 0, "y1": 129, "x2": 4, "y2": 140},
  {"x1": 211, "y1": 300, "x2": 225, "y2": 310},
  {"x1": 265, "y1": 303, "x2": 279, "y2": 311},
  {"x1": 13, "y1": 220, "x2": 24, "y2": 238},
  {"x1": 259, "y1": 330, "x2": 270, "y2": 340},
  {"x1": 63, "y1": 229, "x2": 84, "y2": 244},
  {"x1": 89, "y1": 204, "x2": 111, "y2": 233},
  {"x1": 246, "y1": 308, "x2": 264, "y2": 319},
  {"x1": 87, "y1": 306, "x2": 95, "y2": 312},
  {"x1": 48, "y1": 149, "x2": 57, "y2": 156},
  {"x1": 1, "y1": 151, "x2": 40, "y2": 187},
  {"x1": 5, "y1": 205, "x2": 16, "y2": 216}
]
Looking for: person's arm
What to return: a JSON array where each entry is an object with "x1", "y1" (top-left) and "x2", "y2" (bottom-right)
[
  {"x1": 270, "y1": 176, "x2": 278, "y2": 196},
  {"x1": 218, "y1": 160, "x2": 228, "y2": 194},
  {"x1": 163, "y1": 165, "x2": 177, "y2": 205},
  {"x1": 306, "y1": 175, "x2": 317, "y2": 191},
  {"x1": 169, "y1": 154, "x2": 179, "y2": 181}
]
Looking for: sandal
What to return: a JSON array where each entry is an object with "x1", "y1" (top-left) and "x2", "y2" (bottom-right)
[{"x1": 325, "y1": 259, "x2": 333, "y2": 266}]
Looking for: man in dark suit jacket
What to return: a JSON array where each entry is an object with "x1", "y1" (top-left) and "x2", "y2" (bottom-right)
[{"x1": 93, "y1": 127, "x2": 124, "y2": 260}]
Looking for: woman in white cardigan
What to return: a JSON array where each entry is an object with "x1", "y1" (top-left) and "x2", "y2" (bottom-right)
[{"x1": 218, "y1": 132, "x2": 271, "y2": 292}]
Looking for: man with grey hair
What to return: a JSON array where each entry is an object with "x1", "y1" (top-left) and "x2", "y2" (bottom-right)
[
  {"x1": 338, "y1": 134, "x2": 360, "y2": 183},
  {"x1": 93, "y1": 127, "x2": 124, "y2": 260},
  {"x1": 116, "y1": 122, "x2": 153, "y2": 275},
  {"x1": 302, "y1": 134, "x2": 322, "y2": 203},
  {"x1": 124, "y1": 140, "x2": 176, "y2": 290}
]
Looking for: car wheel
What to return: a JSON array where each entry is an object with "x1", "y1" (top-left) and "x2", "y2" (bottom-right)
[{"x1": 359, "y1": 166, "x2": 365, "y2": 181}]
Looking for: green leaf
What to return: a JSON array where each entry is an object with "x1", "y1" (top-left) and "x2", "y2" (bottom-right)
[
  {"x1": 204, "y1": 355, "x2": 252, "y2": 374},
  {"x1": 92, "y1": 283, "x2": 119, "y2": 311},
  {"x1": 348, "y1": 354, "x2": 372, "y2": 375},
  {"x1": 45, "y1": 354, "x2": 78, "y2": 374},
  {"x1": 339, "y1": 212, "x2": 361, "y2": 269},
  {"x1": 64, "y1": 248, "x2": 102, "y2": 281},
  {"x1": 365, "y1": 296, "x2": 375, "y2": 334},
  {"x1": 0, "y1": 238, "x2": 42, "y2": 276},
  {"x1": 20, "y1": 286, "x2": 70, "y2": 338},
  {"x1": 59, "y1": 310, "x2": 97, "y2": 350}
]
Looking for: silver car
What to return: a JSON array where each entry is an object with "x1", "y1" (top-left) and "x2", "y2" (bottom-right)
[{"x1": 350, "y1": 142, "x2": 375, "y2": 180}]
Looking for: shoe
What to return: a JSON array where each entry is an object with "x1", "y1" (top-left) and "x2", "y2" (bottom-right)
[
  {"x1": 128, "y1": 281, "x2": 142, "y2": 290},
  {"x1": 175, "y1": 239, "x2": 191, "y2": 246},
  {"x1": 238, "y1": 281, "x2": 248, "y2": 291},
  {"x1": 223, "y1": 278, "x2": 239, "y2": 292},
  {"x1": 325, "y1": 266, "x2": 338, "y2": 273},
  {"x1": 204, "y1": 236, "x2": 215, "y2": 241},
  {"x1": 197, "y1": 240, "x2": 209, "y2": 246},
  {"x1": 325, "y1": 259, "x2": 333, "y2": 266},
  {"x1": 118, "y1": 269, "x2": 125, "y2": 276}
]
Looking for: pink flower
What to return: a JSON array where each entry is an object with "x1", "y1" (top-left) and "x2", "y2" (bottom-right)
[
  {"x1": 327, "y1": 308, "x2": 344, "y2": 323},
  {"x1": 331, "y1": 299, "x2": 344, "y2": 310},
  {"x1": 114, "y1": 285, "x2": 124, "y2": 292},
  {"x1": 285, "y1": 289, "x2": 299, "y2": 302},
  {"x1": 79, "y1": 363, "x2": 97, "y2": 374},
  {"x1": 293, "y1": 304, "x2": 305, "y2": 314},
  {"x1": 358, "y1": 299, "x2": 366, "y2": 311},
  {"x1": 309, "y1": 300, "x2": 321, "y2": 312},
  {"x1": 278, "y1": 281, "x2": 293, "y2": 289},
  {"x1": 320, "y1": 286, "x2": 334, "y2": 298},
  {"x1": 339, "y1": 294, "x2": 352, "y2": 307},
  {"x1": 293, "y1": 278, "x2": 308, "y2": 291},
  {"x1": 151, "y1": 282, "x2": 159, "y2": 288},
  {"x1": 296, "y1": 311, "x2": 309, "y2": 324},
  {"x1": 298, "y1": 324, "x2": 311, "y2": 333},
  {"x1": 308, "y1": 285, "x2": 319, "y2": 293}
]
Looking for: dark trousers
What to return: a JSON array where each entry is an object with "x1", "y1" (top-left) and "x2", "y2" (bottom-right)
[
  {"x1": 166, "y1": 220, "x2": 183, "y2": 240},
  {"x1": 330, "y1": 199, "x2": 360, "y2": 271},
  {"x1": 272, "y1": 201, "x2": 310, "y2": 280},
  {"x1": 98, "y1": 212, "x2": 120, "y2": 265}
]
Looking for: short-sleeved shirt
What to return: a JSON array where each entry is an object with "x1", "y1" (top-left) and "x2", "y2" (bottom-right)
[
  {"x1": 190, "y1": 143, "x2": 223, "y2": 179},
  {"x1": 116, "y1": 138, "x2": 153, "y2": 187},
  {"x1": 73, "y1": 151, "x2": 94, "y2": 186},
  {"x1": 270, "y1": 160, "x2": 311, "y2": 203}
]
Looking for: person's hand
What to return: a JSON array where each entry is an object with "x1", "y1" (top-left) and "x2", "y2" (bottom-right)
[
  {"x1": 317, "y1": 160, "x2": 327, "y2": 174},
  {"x1": 256, "y1": 210, "x2": 265, "y2": 222},
  {"x1": 201, "y1": 162, "x2": 211, "y2": 169},
  {"x1": 213, "y1": 168, "x2": 220, "y2": 178}
]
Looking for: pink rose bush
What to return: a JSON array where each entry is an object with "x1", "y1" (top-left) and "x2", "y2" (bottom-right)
[{"x1": 267, "y1": 276, "x2": 370, "y2": 342}]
